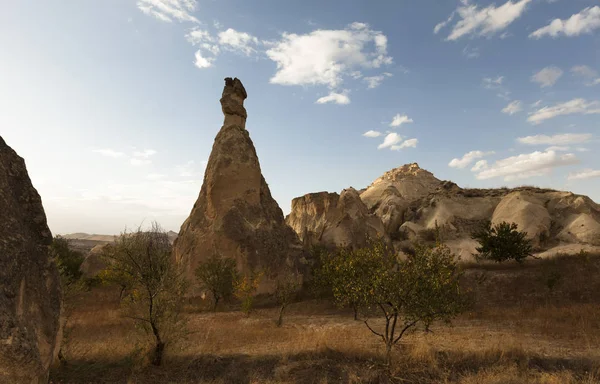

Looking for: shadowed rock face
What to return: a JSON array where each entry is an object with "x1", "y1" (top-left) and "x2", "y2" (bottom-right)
[
  {"x1": 0, "y1": 136, "x2": 62, "y2": 383},
  {"x1": 173, "y1": 78, "x2": 302, "y2": 293}
]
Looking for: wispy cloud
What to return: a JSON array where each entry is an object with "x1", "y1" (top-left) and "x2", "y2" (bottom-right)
[
  {"x1": 389, "y1": 114, "x2": 414, "y2": 128},
  {"x1": 378, "y1": 133, "x2": 403, "y2": 149},
  {"x1": 137, "y1": 0, "x2": 199, "y2": 23},
  {"x1": 568, "y1": 169, "x2": 600, "y2": 180},
  {"x1": 571, "y1": 65, "x2": 600, "y2": 86},
  {"x1": 531, "y1": 66, "x2": 563, "y2": 88},
  {"x1": 530, "y1": 6, "x2": 600, "y2": 39},
  {"x1": 93, "y1": 149, "x2": 125, "y2": 158},
  {"x1": 528, "y1": 99, "x2": 600, "y2": 124},
  {"x1": 517, "y1": 133, "x2": 592, "y2": 145},
  {"x1": 474, "y1": 150, "x2": 578, "y2": 181},
  {"x1": 502, "y1": 100, "x2": 522, "y2": 115},
  {"x1": 363, "y1": 72, "x2": 393, "y2": 89},
  {"x1": 449, "y1": 150, "x2": 495, "y2": 169},
  {"x1": 315, "y1": 91, "x2": 351, "y2": 105},
  {"x1": 436, "y1": 0, "x2": 533, "y2": 41},
  {"x1": 391, "y1": 138, "x2": 418, "y2": 150}
]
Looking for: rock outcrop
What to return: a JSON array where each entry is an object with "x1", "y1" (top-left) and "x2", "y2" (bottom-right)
[
  {"x1": 173, "y1": 78, "x2": 302, "y2": 293},
  {"x1": 288, "y1": 163, "x2": 600, "y2": 259},
  {"x1": 286, "y1": 188, "x2": 387, "y2": 249},
  {"x1": 0, "y1": 136, "x2": 62, "y2": 383}
]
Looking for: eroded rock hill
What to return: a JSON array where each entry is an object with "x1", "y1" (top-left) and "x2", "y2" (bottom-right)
[
  {"x1": 287, "y1": 163, "x2": 600, "y2": 259},
  {"x1": 0, "y1": 136, "x2": 62, "y2": 383},
  {"x1": 173, "y1": 78, "x2": 302, "y2": 293}
]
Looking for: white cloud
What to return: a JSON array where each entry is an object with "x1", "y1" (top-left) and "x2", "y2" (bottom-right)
[
  {"x1": 517, "y1": 133, "x2": 592, "y2": 145},
  {"x1": 462, "y1": 45, "x2": 480, "y2": 59},
  {"x1": 392, "y1": 138, "x2": 418, "y2": 150},
  {"x1": 571, "y1": 65, "x2": 600, "y2": 86},
  {"x1": 434, "y1": 12, "x2": 455, "y2": 34},
  {"x1": 531, "y1": 66, "x2": 563, "y2": 88},
  {"x1": 482, "y1": 76, "x2": 504, "y2": 89},
  {"x1": 471, "y1": 160, "x2": 488, "y2": 172},
  {"x1": 389, "y1": 114, "x2": 414, "y2": 127},
  {"x1": 130, "y1": 158, "x2": 152, "y2": 166},
  {"x1": 568, "y1": 169, "x2": 600, "y2": 180},
  {"x1": 185, "y1": 28, "x2": 213, "y2": 45},
  {"x1": 266, "y1": 23, "x2": 392, "y2": 89},
  {"x1": 531, "y1": 100, "x2": 543, "y2": 108},
  {"x1": 137, "y1": 0, "x2": 199, "y2": 23},
  {"x1": 475, "y1": 150, "x2": 578, "y2": 181},
  {"x1": 545, "y1": 146, "x2": 570, "y2": 152},
  {"x1": 133, "y1": 149, "x2": 157, "y2": 158},
  {"x1": 502, "y1": 100, "x2": 522, "y2": 115},
  {"x1": 576, "y1": 147, "x2": 590, "y2": 152},
  {"x1": 363, "y1": 73, "x2": 393, "y2": 89},
  {"x1": 363, "y1": 130, "x2": 382, "y2": 138},
  {"x1": 218, "y1": 28, "x2": 260, "y2": 56},
  {"x1": 530, "y1": 6, "x2": 600, "y2": 39},
  {"x1": 146, "y1": 173, "x2": 166, "y2": 180},
  {"x1": 378, "y1": 133, "x2": 402, "y2": 149},
  {"x1": 528, "y1": 99, "x2": 600, "y2": 124},
  {"x1": 449, "y1": 150, "x2": 495, "y2": 169},
  {"x1": 315, "y1": 91, "x2": 350, "y2": 105},
  {"x1": 193, "y1": 50, "x2": 214, "y2": 69},
  {"x1": 93, "y1": 149, "x2": 125, "y2": 158},
  {"x1": 437, "y1": 0, "x2": 533, "y2": 41}
]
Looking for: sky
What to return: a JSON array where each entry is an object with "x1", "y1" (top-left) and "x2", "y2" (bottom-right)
[{"x1": 1, "y1": 0, "x2": 599, "y2": 235}]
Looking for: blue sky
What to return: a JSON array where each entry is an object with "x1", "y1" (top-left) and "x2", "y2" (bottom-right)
[{"x1": 1, "y1": 0, "x2": 599, "y2": 234}]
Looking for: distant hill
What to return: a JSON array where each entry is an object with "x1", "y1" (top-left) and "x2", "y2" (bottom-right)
[{"x1": 61, "y1": 231, "x2": 179, "y2": 255}]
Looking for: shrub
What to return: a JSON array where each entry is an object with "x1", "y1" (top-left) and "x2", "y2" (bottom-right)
[
  {"x1": 99, "y1": 222, "x2": 187, "y2": 366},
  {"x1": 472, "y1": 221, "x2": 533, "y2": 263},
  {"x1": 234, "y1": 271, "x2": 263, "y2": 316},
  {"x1": 195, "y1": 255, "x2": 239, "y2": 311}
]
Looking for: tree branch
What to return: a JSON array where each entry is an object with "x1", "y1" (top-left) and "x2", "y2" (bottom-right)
[{"x1": 364, "y1": 320, "x2": 385, "y2": 341}]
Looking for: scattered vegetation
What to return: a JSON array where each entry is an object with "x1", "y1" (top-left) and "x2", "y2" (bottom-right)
[
  {"x1": 273, "y1": 272, "x2": 301, "y2": 326},
  {"x1": 234, "y1": 270, "x2": 263, "y2": 316},
  {"x1": 472, "y1": 221, "x2": 533, "y2": 263},
  {"x1": 99, "y1": 223, "x2": 187, "y2": 366},
  {"x1": 195, "y1": 255, "x2": 238, "y2": 311},
  {"x1": 50, "y1": 236, "x2": 85, "y2": 284}
]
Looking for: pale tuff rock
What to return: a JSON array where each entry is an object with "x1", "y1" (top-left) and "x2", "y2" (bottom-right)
[
  {"x1": 286, "y1": 188, "x2": 387, "y2": 249},
  {"x1": 0, "y1": 136, "x2": 62, "y2": 384},
  {"x1": 173, "y1": 78, "x2": 302, "y2": 294},
  {"x1": 289, "y1": 162, "x2": 600, "y2": 258}
]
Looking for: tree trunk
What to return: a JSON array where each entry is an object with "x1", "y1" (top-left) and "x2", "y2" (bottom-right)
[
  {"x1": 151, "y1": 322, "x2": 164, "y2": 366},
  {"x1": 213, "y1": 296, "x2": 220, "y2": 312},
  {"x1": 353, "y1": 305, "x2": 358, "y2": 321},
  {"x1": 385, "y1": 343, "x2": 393, "y2": 366},
  {"x1": 277, "y1": 304, "x2": 285, "y2": 327}
]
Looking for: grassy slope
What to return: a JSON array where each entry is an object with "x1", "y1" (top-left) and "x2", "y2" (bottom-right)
[{"x1": 50, "y1": 254, "x2": 600, "y2": 384}]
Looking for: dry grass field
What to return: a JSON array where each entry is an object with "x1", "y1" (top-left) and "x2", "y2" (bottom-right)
[{"x1": 50, "y1": 254, "x2": 600, "y2": 384}]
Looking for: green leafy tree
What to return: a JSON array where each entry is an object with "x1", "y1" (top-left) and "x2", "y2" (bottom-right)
[
  {"x1": 273, "y1": 273, "x2": 301, "y2": 326},
  {"x1": 50, "y1": 236, "x2": 85, "y2": 283},
  {"x1": 351, "y1": 242, "x2": 467, "y2": 365},
  {"x1": 100, "y1": 222, "x2": 187, "y2": 366},
  {"x1": 472, "y1": 221, "x2": 533, "y2": 263},
  {"x1": 325, "y1": 240, "x2": 393, "y2": 320},
  {"x1": 195, "y1": 255, "x2": 239, "y2": 311}
]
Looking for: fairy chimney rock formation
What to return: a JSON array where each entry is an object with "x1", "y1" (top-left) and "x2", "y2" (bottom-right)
[
  {"x1": 0, "y1": 136, "x2": 62, "y2": 383},
  {"x1": 173, "y1": 78, "x2": 302, "y2": 293}
]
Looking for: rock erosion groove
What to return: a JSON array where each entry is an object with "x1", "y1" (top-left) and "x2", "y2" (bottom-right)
[
  {"x1": 173, "y1": 78, "x2": 302, "y2": 294},
  {"x1": 0, "y1": 136, "x2": 62, "y2": 383}
]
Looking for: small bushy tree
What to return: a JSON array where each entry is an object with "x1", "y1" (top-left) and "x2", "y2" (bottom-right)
[
  {"x1": 234, "y1": 271, "x2": 263, "y2": 316},
  {"x1": 195, "y1": 255, "x2": 239, "y2": 311},
  {"x1": 273, "y1": 273, "x2": 301, "y2": 326},
  {"x1": 317, "y1": 240, "x2": 393, "y2": 320},
  {"x1": 472, "y1": 221, "x2": 533, "y2": 263},
  {"x1": 100, "y1": 222, "x2": 187, "y2": 366},
  {"x1": 365, "y1": 243, "x2": 466, "y2": 365}
]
